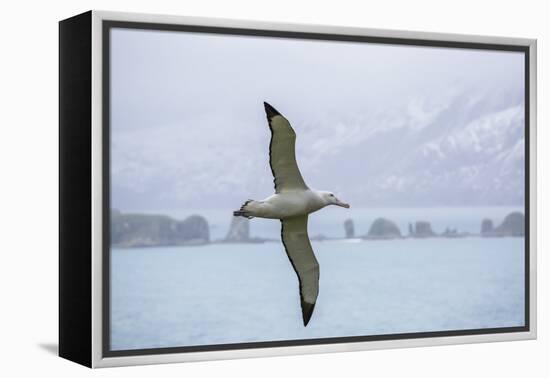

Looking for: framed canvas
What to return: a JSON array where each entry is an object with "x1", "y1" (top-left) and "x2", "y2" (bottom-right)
[{"x1": 59, "y1": 10, "x2": 537, "y2": 368}]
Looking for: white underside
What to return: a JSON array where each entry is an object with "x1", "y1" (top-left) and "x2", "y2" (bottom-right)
[{"x1": 247, "y1": 190, "x2": 325, "y2": 219}]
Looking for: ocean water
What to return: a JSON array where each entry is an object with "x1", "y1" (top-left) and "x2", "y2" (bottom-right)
[{"x1": 110, "y1": 208, "x2": 525, "y2": 351}]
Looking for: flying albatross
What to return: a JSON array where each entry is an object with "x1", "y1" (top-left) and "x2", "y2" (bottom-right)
[{"x1": 233, "y1": 102, "x2": 350, "y2": 326}]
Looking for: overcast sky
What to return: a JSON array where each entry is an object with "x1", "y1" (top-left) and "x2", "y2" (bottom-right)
[{"x1": 110, "y1": 27, "x2": 525, "y2": 213}]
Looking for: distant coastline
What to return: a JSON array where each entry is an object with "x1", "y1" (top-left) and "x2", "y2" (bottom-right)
[{"x1": 110, "y1": 209, "x2": 524, "y2": 248}]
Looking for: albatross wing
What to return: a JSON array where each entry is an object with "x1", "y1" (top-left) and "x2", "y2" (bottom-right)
[
  {"x1": 281, "y1": 215, "x2": 319, "y2": 326},
  {"x1": 264, "y1": 102, "x2": 309, "y2": 193}
]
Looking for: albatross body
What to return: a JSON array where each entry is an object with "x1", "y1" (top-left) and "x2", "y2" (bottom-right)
[
  {"x1": 233, "y1": 102, "x2": 350, "y2": 326},
  {"x1": 238, "y1": 190, "x2": 339, "y2": 220}
]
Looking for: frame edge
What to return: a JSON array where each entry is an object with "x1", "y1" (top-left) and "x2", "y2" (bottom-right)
[{"x1": 59, "y1": 10, "x2": 93, "y2": 368}]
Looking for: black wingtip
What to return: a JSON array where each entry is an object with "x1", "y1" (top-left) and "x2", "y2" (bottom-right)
[
  {"x1": 264, "y1": 101, "x2": 281, "y2": 119},
  {"x1": 301, "y1": 300, "x2": 316, "y2": 326}
]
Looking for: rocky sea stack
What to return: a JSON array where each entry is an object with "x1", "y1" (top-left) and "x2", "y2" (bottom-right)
[
  {"x1": 480, "y1": 212, "x2": 524, "y2": 237},
  {"x1": 412, "y1": 221, "x2": 436, "y2": 238},
  {"x1": 344, "y1": 219, "x2": 355, "y2": 238},
  {"x1": 225, "y1": 217, "x2": 250, "y2": 242},
  {"x1": 495, "y1": 212, "x2": 525, "y2": 236},
  {"x1": 365, "y1": 218, "x2": 401, "y2": 239},
  {"x1": 481, "y1": 218, "x2": 494, "y2": 235}
]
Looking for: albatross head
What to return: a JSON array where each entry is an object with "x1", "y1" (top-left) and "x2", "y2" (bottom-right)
[{"x1": 319, "y1": 191, "x2": 350, "y2": 209}]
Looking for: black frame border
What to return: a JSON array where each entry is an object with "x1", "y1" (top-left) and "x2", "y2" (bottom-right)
[
  {"x1": 102, "y1": 20, "x2": 531, "y2": 358},
  {"x1": 59, "y1": 11, "x2": 93, "y2": 367}
]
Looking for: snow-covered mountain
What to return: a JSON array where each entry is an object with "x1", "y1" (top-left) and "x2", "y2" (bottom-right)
[
  {"x1": 297, "y1": 96, "x2": 525, "y2": 207},
  {"x1": 111, "y1": 93, "x2": 525, "y2": 210}
]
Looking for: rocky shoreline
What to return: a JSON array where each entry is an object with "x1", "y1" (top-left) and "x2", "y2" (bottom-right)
[
  {"x1": 110, "y1": 209, "x2": 525, "y2": 248},
  {"x1": 359, "y1": 211, "x2": 524, "y2": 241}
]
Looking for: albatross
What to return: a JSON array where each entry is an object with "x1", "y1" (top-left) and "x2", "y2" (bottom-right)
[{"x1": 233, "y1": 102, "x2": 350, "y2": 326}]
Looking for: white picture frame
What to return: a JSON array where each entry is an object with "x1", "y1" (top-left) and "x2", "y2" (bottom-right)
[{"x1": 59, "y1": 10, "x2": 537, "y2": 368}]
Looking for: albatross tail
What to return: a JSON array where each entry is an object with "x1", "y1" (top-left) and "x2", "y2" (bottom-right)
[{"x1": 233, "y1": 199, "x2": 257, "y2": 219}]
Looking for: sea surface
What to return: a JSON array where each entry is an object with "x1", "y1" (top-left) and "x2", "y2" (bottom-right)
[{"x1": 110, "y1": 207, "x2": 525, "y2": 351}]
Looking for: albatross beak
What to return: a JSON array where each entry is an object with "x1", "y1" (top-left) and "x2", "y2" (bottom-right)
[{"x1": 335, "y1": 200, "x2": 350, "y2": 208}]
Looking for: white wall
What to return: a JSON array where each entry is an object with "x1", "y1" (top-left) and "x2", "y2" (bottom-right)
[{"x1": 0, "y1": 0, "x2": 546, "y2": 376}]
